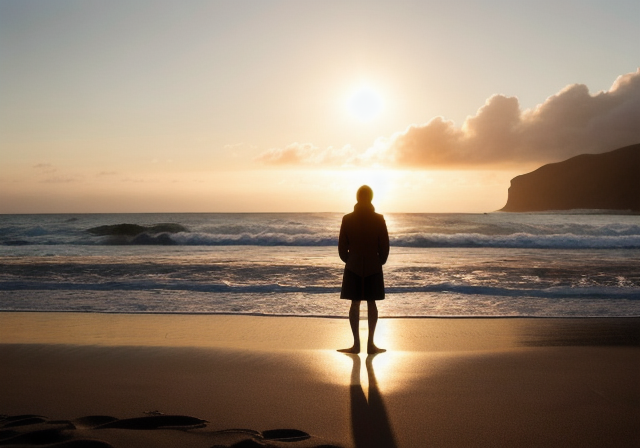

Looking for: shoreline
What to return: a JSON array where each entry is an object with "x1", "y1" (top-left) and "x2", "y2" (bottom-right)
[
  {"x1": 2, "y1": 309, "x2": 639, "y2": 318},
  {"x1": 1, "y1": 313, "x2": 638, "y2": 447}
]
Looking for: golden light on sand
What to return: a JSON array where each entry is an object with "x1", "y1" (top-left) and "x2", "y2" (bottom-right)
[
  {"x1": 316, "y1": 318, "x2": 410, "y2": 393},
  {"x1": 320, "y1": 350, "x2": 406, "y2": 392},
  {"x1": 347, "y1": 84, "x2": 384, "y2": 122}
]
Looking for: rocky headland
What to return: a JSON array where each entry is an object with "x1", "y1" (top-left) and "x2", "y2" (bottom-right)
[{"x1": 501, "y1": 143, "x2": 640, "y2": 212}]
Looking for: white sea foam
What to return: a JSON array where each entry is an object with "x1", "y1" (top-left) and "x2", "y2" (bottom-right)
[
  {"x1": 2, "y1": 280, "x2": 639, "y2": 300},
  {"x1": 392, "y1": 232, "x2": 640, "y2": 249}
]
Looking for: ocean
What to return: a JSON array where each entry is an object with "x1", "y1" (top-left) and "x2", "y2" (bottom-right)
[{"x1": 1, "y1": 212, "x2": 639, "y2": 318}]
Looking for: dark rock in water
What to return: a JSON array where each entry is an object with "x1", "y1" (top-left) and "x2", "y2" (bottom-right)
[
  {"x1": 501, "y1": 143, "x2": 640, "y2": 212},
  {"x1": 87, "y1": 224, "x2": 146, "y2": 236},
  {"x1": 130, "y1": 233, "x2": 154, "y2": 245},
  {"x1": 146, "y1": 223, "x2": 187, "y2": 233},
  {"x1": 131, "y1": 233, "x2": 176, "y2": 245},
  {"x1": 87, "y1": 223, "x2": 188, "y2": 237}
]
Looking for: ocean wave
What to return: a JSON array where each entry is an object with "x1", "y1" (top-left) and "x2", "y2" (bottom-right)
[
  {"x1": 391, "y1": 233, "x2": 640, "y2": 249},
  {"x1": 87, "y1": 223, "x2": 188, "y2": 236},
  {"x1": 170, "y1": 232, "x2": 336, "y2": 246},
  {"x1": 2, "y1": 280, "x2": 639, "y2": 300},
  {"x1": 2, "y1": 214, "x2": 640, "y2": 249},
  {"x1": 4, "y1": 231, "x2": 640, "y2": 248},
  {"x1": 103, "y1": 231, "x2": 640, "y2": 249}
]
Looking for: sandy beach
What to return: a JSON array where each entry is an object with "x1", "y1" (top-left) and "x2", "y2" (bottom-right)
[{"x1": 1, "y1": 313, "x2": 638, "y2": 447}]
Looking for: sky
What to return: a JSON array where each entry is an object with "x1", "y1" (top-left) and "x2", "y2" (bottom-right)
[{"x1": 1, "y1": 0, "x2": 639, "y2": 213}]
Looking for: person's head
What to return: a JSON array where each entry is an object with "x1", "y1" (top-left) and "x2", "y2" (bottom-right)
[{"x1": 356, "y1": 185, "x2": 374, "y2": 204}]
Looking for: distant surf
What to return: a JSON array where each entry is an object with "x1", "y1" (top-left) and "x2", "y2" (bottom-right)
[{"x1": 1, "y1": 213, "x2": 639, "y2": 249}]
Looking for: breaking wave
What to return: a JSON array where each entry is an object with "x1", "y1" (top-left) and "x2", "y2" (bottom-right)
[
  {"x1": 2, "y1": 280, "x2": 639, "y2": 300},
  {"x1": 102, "y1": 231, "x2": 640, "y2": 249},
  {"x1": 1, "y1": 214, "x2": 640, "y2": 249}
]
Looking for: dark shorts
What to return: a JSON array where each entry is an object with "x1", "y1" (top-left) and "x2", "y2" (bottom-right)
[{"x1": 340, "y1": 268, "x2": 385, "y2": 301}]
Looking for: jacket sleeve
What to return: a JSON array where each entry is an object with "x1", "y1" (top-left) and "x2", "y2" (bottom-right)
[
  {"x1": 338, "y1": 216, "x2": 349, "y2": 263},
  {"x1": 378, "y1": 216, "x2": 390, "y2": 265}
]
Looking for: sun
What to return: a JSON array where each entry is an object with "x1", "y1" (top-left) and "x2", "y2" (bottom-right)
[{"x1": 347, "y1": 85, "x2": 383, "y2": 122}]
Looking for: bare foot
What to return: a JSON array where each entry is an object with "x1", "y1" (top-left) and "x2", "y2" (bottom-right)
[
  {"x1": 337, "y1": 346, "x2": 360, "y2": 354},
  {"x1": 367, "y1": 345, "x2": 386, "y2": 354}
]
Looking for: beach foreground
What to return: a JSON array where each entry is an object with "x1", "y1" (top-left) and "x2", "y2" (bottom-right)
[{"x1": 1, "y1": 313, "x2": 638, "y2": 448}]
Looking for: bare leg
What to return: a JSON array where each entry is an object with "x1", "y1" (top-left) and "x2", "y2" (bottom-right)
[
  {"x1": 338, "y1": 300, "x2": 361, "y2": 354},
  {"x1": 367, "y1": 300, "x2": 386, "y2": 354}
]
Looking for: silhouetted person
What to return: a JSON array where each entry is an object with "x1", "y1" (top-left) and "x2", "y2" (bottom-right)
[{"x1": 338, "y1": 185, "x2": 390, "y2": 354}]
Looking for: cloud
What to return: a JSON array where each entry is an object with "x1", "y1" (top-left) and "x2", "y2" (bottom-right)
[
  {"x1": 375, "y1": 68, "x2": 640, "y2": 167},
  {"x1": 33, "y1": 163, "x2": 57, "y2": 174},
  {"x1": 253, "y1": 69, "x2": 640, "y2": 169},
  {"x1": 255, "y1": 142, "x2": 357, "y2": 166}
]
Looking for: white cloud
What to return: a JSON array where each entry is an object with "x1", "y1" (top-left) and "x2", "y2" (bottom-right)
[
  {"x1": 377, "y1": 68, "x2": 640, "y2": 167},
  {"x1": 255, "y1": 142, "x2": 358, "y2": 166}
]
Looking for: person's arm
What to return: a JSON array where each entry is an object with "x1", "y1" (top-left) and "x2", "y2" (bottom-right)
[
  {"x1": 338, "y1": 216, "x2": 350, "y2": 263},
  {"x1": 378, "y1": 216, "x2": 390, "y2": 265}
]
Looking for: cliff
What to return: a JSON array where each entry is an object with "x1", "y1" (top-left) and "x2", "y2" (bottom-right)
[{"x1": 501, "y1": 143, "x2": 640, "y2": 212}]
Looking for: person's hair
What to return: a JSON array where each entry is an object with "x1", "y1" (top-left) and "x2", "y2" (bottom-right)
[{"x1": 356, "y1": 185, "x2": 374, "y2": 203}]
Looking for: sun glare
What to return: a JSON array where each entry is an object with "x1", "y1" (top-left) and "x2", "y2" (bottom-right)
[
  {"x1": 327, "y1": 168, "x2": 399, "y2": 211},
  {"x1": 347, "y1": 85, "x2": 383, "y2": 122}
]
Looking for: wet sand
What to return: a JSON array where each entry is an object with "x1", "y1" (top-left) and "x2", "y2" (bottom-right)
[{"x1": 0, "y1": 313, "x2": 638, "y2": 447}]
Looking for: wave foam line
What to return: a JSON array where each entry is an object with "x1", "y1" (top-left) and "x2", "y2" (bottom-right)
[
  {"x1": 392, "y1": 233, "x2": 640, "y2": 249},
  {"x1": 4, "y1": 232, "x2": 640, "y2": 249},
  {"x1": 139, "y1": 232, "x2": 640, "y2": 248},
  {"x1": 2, "y1": 281, "x2": 639, "y2": 299}
]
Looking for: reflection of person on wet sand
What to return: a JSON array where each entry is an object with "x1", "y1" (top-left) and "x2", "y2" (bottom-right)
[{"x1": 338, "y1": 185, "x2": 390, "y2": 354}]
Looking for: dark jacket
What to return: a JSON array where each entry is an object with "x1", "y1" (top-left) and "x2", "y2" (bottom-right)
[{"x1": 338, "y1": 202, "x2": 390, "y2": 277}]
